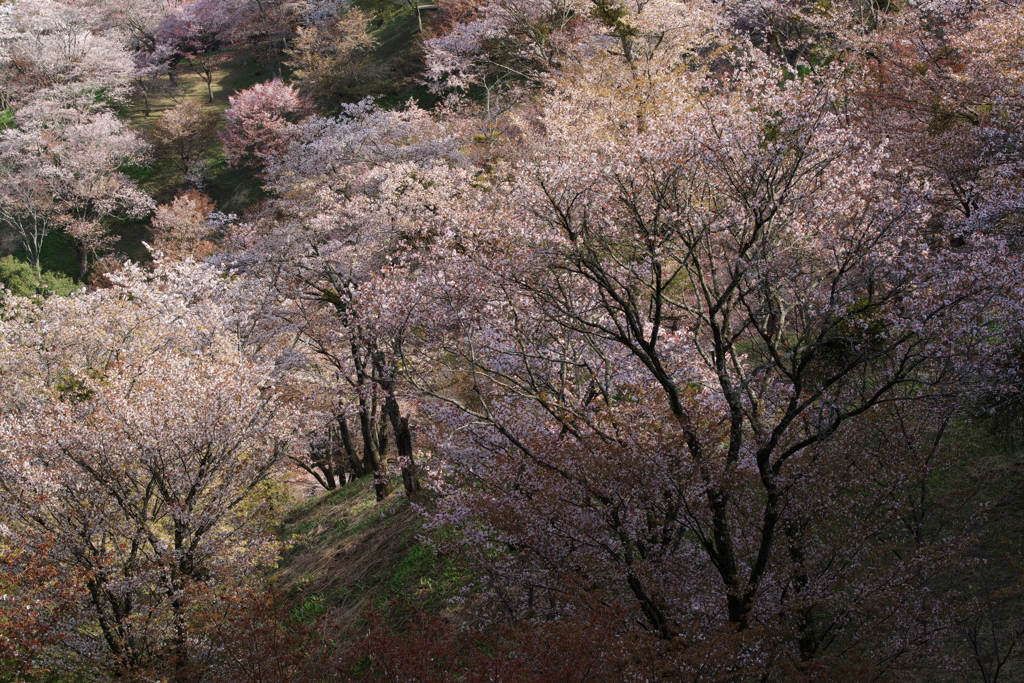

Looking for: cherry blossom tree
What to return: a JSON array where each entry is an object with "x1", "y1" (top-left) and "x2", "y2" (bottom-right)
[
  {"x1": 131, "y1": 45, "x2": 176, "y2": 117},
  {"x1": 0, "y1": 94, "x2": 151, "y2": 278},
  {"x1": 149, "y1": 99, "x2": 220, "y2": 187},
  {"x1": 285, "y1": 8, "x2": 376, "y2": 110},
  {"x1": 222, "y1": 100, "x2": 464, "y2": 498},
  {"x1": 379, "y1": 59, "x2": 1024, "y2": 676},
  {"x1": 220, "y1": 79, "x2": 311, "y2": 172},
  {"x1": 156, "y1": 0, "x2": 240, "y2": 103},
  {"x1": 83, "y1": 0, "x2": 174, "y2": 50},
  {"x1": 423, "y1": 0, "x2": 723, "y2": 122},
  {"x1": 0, "y1": 260, "x2": 309, "y2": 680},
  {"x1": 301, "y1": 0, "x2": 343, "y2": 27},
  {"x1": 77, "y1": 0, "x2": 182, "y2": 115},
  {"x1": 150, "y1": 189, "x2": 219, "y2": 259},
  {"x1": 421, "y1": 0, "x2": 582, "y2": 102},
  {"x1": 0, "y1": 131, "x2": 63, "y2": 273},
  {"x1": 837, "y1": 0, "x2": 1024, "y2": 254},
  {"x1": 227, "y1": 0, "x2": 303, "y2": 79},
  {"x1": 0, "y1": 0, "x2": 134, "y2": 109}
]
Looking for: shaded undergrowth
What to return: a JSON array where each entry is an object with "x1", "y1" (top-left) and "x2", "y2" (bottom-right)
[{"x1": 276, "y1": 481, "x2": 464, "y2": 631}]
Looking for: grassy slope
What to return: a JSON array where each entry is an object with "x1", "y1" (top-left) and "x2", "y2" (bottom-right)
[
  {"x1": 270, "y1": 416, "x2": 1024, "y2": 679},
  {"x1": 275, "y1": 483, "x2": 464, "y2": 631}
]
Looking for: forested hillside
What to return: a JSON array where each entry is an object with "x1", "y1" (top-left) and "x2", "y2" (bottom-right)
[{"x1": 1, "y1": 0, "x2": 1024, "y2": 680}]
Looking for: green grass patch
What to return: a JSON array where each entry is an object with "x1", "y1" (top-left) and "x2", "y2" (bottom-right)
[
  {"x1": 290, "y1": 594, "x2": 329, "y2": 624},
  {"x1": 119, "y1": 49, "x2": 283, "y2": 124},
  {"x1": 276, "y1": 479, "x2": 468, "y2": 632},
  {"x1": 376, "y1": 83, "x2": 441, "y2": 111},
  {"x1": 369, "y1": 13, "x2": 428, "y2": 98},
  {"x1": 201, "y1": 153, "x2": 271, "y2": 215},
  {"x1": 378, "y1": 537, "x2": 464, "y2": 621},
  {"x1": 105, "y1": 215, "x2": 154, "y2": 265}
]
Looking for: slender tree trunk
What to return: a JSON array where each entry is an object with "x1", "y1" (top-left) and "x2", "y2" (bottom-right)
[
  {"x1": 171, "y1": 593, "x2": 188, "y2": 683},
  {"x1": 397, "y1": 416, "x2": 421, "y2": 494},
  {"x1": 338, "y1": 413, "x2": 364, "y2": 477},
  {"x1": 271, "y1": 48, "x2": 281, "y2": 79},
  {"x1": 273, "y1": 39, "x2": 284, "y2": 78},
  {"x1": 327, "y1": 428, "x2": 342, "y2": 489},
  {"x1": 359, "y1": 405, "x2": 392, "y2": 501},
  {"x1": 25, "y1": 218, "x2": 45, "y2": 275},
  {"x1": 375, "y1": 347, "x2": 420, "y2": 494},
  {"x1": 368, "y1": 441, "x2": 392, "y2": 500}
]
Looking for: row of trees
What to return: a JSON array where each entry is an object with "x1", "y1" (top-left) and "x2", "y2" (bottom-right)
[{"x1": 1, "y1": 0, "x2": 1024, "y2": 679}]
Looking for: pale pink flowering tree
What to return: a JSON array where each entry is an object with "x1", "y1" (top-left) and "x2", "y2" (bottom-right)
[
  {"x1": 0, "y1": 96, "x2": 151, "y2": 278},
  {"x1": 846, "y1": 0, "x2": 1024, "y2": 251},
  {"x1": 220, "y1": 79, "x2": 312, "y2": 173},
  {"x1": 0, "y1": 131, "x2": 63, "y2": 274},
  {"x1": 941, "y1": 1, "x2": 1024, "y2": 242},
  {"x1": 130, "y1": 45, "x2": 176, "y2": 117},
  {"x1": 150, "y1": 189, "x2": 219, "y2": 259},
  {"x1": 423, "y1": 0, "x2": 721, "y2": 110},
  {"x1": 80, "y1": 0, "x2": 182, "y2": 114},
  {"x1": 0, "y1": 0, "x2": 134, "y2": 109},
  {"x1": 222, "y1": 101, "x2": 466, "y2": 498},
  {"x1": 156, "y1": 0, "x2": 241, "y2": 103},
  {"x1": 421, "y1": 0, "x2": 594, "y2": 112},
  {"x1": 149, "y1": 99, "x2": 220, "y2": 188},
  {"x1": 0, "y1": 260, "x2": 309, "y2": 679},
  {"x1": 226, "y1": 0, "x2": 303, "y2": 78}
]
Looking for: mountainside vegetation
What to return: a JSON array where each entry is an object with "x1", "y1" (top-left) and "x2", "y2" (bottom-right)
[{"x1": 2, "y1": 0, "x2": 1024, "y2": 680}]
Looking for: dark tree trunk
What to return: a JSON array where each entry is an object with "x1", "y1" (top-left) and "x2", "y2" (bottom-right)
[
  {"x1": 396, "y1": 416, "x2": 421, "y2": 495},
  {"x1": 338, "y1": 413, "x2": 364, "y2": 477},
  {"x1": 375, "y1": 348, "x2": 419, "y2": 495},
  {"x1": 68, "y1": 235, "x2": 88, "y2": 282},
  {"x1": 360, "y1": 407, "x2": 392, "y2": 501}
]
